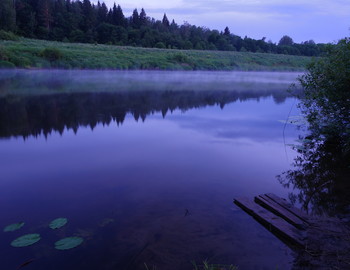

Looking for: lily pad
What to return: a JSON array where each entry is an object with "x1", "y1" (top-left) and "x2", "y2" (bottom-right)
[
  {"x1": 11, "y1": 234, "x2": 41, "y2": 247},
  {"x1": 4, "y1": 222, "x2": 25, "y2": 232},
  {"x1": 49, "y1": 218, "x2": 68, "y2": 229},
  {"x1": 55, "y1": 237, "x2": 83, "y2": 250}
]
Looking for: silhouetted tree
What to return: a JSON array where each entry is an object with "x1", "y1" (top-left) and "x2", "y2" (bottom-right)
[
  {"x1": 97, "y1": 1, "x2": 108, "y2": 23},
  {"x1": 139, "y1": 8, "x2": 147, "y2": 26},
  {"x1": 224, "y1": 26, "x2": 230, "y2": 36},
  {"x1": 131, "y1": 8, "x2": 139, "y2": 28},
  {"x1": 278, "y1": 35, "x2": 294, "y2": 46},
  {"x1": 162, "y1": 13, "x2": 169, "y2": 27}
]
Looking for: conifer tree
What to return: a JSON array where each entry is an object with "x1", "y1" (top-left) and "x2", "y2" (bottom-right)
[
  {"x1": 97, "y1": 1, "x2": 108, "y2": 23},
  {"x1": 110, "y1": 4, "x2": 125, "y2": 26},
  {"x1": 224, "y1": 26, "x2": 230, "y2": 36},
  {"x1": 81, "y1": 0, "x2": 95, "y2": 31},
  {"x1": 139, "y1": 8, "x2": 147, "y2": 26},
  {"x1": 15, "y1": 0, "x2": 35, "y2": 36},
  {"x1": 0, "y1": 0, "x2": 16, "y2": 32},
  {"x1": 36, "y1": 0, "x2": 52, "y2": 38},
  {"x1": 162, "y1": 13, "x2": 169, "y2": 27},
  {"x1": 131, "y1": 8, "x2": 139, "y2": 28}
]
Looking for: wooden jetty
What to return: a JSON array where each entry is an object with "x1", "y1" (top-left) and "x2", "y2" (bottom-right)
[
  {"x1": 234, "y1": 193, "x2": 350, "y2": 269},
  {"x1": 234, "y1": 193, "x2": 308, "y2": 248}
]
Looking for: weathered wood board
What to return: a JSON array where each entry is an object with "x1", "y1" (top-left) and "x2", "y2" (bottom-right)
[
  {"x1": 265, "y1": 193, "x2": 310, "y2": 223},
  {"x1": 234, "y1": 193, "x2": 350, "y2": 269},
  {"x1": 234, "y1": 197, "x2": 306, "y2": 248},
  {"x1": 255, "y1": 194, "x2": 307, "y2": 230}
]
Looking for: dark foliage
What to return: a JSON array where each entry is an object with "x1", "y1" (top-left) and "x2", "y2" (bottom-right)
[
  {"x1": 1, "y1": 0, "x2": 329, "y2": 56},
  {"x1": 299, "y1": 38, "x2": 350, "y2": 155},
  {"x1": 278, "y1": 38, "x2": 350, "y2": 216},
  {"x1": 40, "y1": 47, "x2": 63, "y2": 62}
]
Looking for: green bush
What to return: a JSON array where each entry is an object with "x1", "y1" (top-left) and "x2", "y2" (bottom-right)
[
  {"x1": 169, "y1": 53, "x2": 195, "y2": 69},
  {"x1": 171, "y1": 52, "x2": 189, "y2": 63},
  {"x1": 155, "y1": 42, "x2": 166, "y2": 49},
  {"x1": 0, "y1": 30, "x2": 19, "y2": 41},
  {"x1": 40, "y1": 47, "x2": 63, "y2": 62},
  {"x1": 0, "y1": 46, "x2": 9, "y2": 61},
  {"x1": 0, "y1": 60, "x2": 15, "y2": 68},
  {"x1": 299, "y1": 37, "x2": 350, "y2": 154},
  {"x1": 8, "y1": 55, "x2": 32, "y2": 67}
]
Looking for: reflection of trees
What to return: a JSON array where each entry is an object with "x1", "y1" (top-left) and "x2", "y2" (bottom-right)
[
  {"x1": 0, "y1": 90, "x2": 292, "y2": 138},
  {"x1": 278, "y1": 135, "x2": 350, "y2": 216}
]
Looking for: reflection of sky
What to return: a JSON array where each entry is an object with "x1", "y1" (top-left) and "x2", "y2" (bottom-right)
[
  {"x1": 0, "y1": 96, "x2": 300, "y2": 196},
  {"x1": 167, "y1": 96, "x2": 300, "y2": 143},
  {"x1": 0, "y1": 95, "x2": 300, "y2": 269}
]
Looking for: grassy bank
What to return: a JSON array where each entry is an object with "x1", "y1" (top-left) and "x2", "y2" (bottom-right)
[{"x1": 0, "y1": 38, "x2": 313, "y2": 71}]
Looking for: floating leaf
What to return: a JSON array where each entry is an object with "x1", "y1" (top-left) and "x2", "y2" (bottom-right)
[
  {"x1": 11, "y1": 234, "x2": 41, "y2": 247},
  {"x1": 55, "y1": 237, "x2": 83, "y2": 250},
  {"x1": 4, "y1": 222, "x2": 25, "y2": 232},
  {"x1": 49, "y1": 218, "x2": 68, "y2": 229}
]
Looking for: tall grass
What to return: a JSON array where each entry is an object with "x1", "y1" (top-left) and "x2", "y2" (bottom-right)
[{"x1": 0, "y1": 37, "x2": 313, "y2": 71}]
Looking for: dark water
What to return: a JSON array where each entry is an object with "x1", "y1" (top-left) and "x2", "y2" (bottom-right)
[{"x1": 0, "y1": 70, "x2": 302, "y2": 270}]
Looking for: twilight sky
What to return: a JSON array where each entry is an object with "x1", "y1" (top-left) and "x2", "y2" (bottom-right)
[{"x1": 93, "y1": 0, "x2": 349, "y2": 44}]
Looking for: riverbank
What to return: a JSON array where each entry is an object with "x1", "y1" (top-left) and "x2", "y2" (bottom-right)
[{"x1": 0, "y1": 38, "x2": 312, "y2": 71}]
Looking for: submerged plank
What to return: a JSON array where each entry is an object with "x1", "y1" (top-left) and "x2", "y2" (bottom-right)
[
  {"x1": 265, "y1": 193, "x2": 310, "y2": 223},
  {"x1": 255, "y1": 194, "x2": 307, "y2": 230},
  {"x1": 234, "y1": 197, "x2": 305, "y2": 248}
]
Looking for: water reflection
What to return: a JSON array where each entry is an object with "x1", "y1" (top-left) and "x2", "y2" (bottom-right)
[
  {"x1": 0, "y1": 70, "x2": 302, "y2": 270},
  {"x1": 278, "y1": 134, "x2": 350, "y2": 217},
  {"x1": 0, "y1": 89, "x2": 298, "y2": 139}
]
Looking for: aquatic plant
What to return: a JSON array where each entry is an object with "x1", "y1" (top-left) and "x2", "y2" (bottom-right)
[
  {"x1": 11, "y1": 234, "x2": 41, "y2": 247},
  {"x1": 191, "y1": 260, "x2": 238, "y2": 270},
  {"x1": 49, "y1": 218, "x2": 68, "y2": 229},
  {"x1": 144, "y1": 263, "x2": 157, "y2": 270},
  {"x1": 3, "y1": 222, "x2": 24, "y2": 232},
  {"x1": 55, "y1": 237, "x2": 84, "y2": 250}
]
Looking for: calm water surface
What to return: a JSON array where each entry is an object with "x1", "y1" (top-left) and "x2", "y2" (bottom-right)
[{"x1": 0, "y1": 70, "x2": 302, "y2": 270}]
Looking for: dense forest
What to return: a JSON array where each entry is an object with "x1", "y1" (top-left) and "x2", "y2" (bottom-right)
[{"x1": 1, "y1": 0, "x2": 327, "y2": 56}]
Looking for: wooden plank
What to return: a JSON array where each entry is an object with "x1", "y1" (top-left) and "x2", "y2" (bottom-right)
[
  {"x1": 234, "y1": 197, "x2": 305, "y2": 248},
  {"x1": 255, "y1": 194, "x2": 308, "y2": 230},
  {"x1": 265, "y1": 193, "x2": 310, "y2": 223}
]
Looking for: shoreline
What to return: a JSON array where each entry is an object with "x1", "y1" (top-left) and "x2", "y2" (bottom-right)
[{"x1": 0, "y1": 38, "x2": 313, "y2": 71}]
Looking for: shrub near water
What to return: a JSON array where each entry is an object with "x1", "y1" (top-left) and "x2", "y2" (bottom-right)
[
  {"x1": 40, "y1": 47, "x2": 63, "y2": 62},
  {"x1": 299, "y1": 37, "x2": 350, "y2": 154},
  {"x1": 0, "y1": 46, "x2": 9, "y2": 61},
  {"x1": 0, "y1": 45, "x2": 15, "y2": 68},
  {"x1": 0, "y1": 30, "x2": 19, "y2": 41}
]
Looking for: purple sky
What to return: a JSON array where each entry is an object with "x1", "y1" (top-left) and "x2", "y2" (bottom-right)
[{"x1": 93, "y1": 0, "x2": 349, "y2": 43}]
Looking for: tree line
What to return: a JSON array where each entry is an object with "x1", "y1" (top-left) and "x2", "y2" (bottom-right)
[{"x1": 1, "y1": 0, "x2": 327, "y2": 56}]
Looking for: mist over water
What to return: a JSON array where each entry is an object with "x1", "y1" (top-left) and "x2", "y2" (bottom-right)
[
  {"x1": 0, "y1": 70, "x2": 302, "y2": 96},
  {"x1": 0, "y1": 70, "x2": 302, "y2": 270}
]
